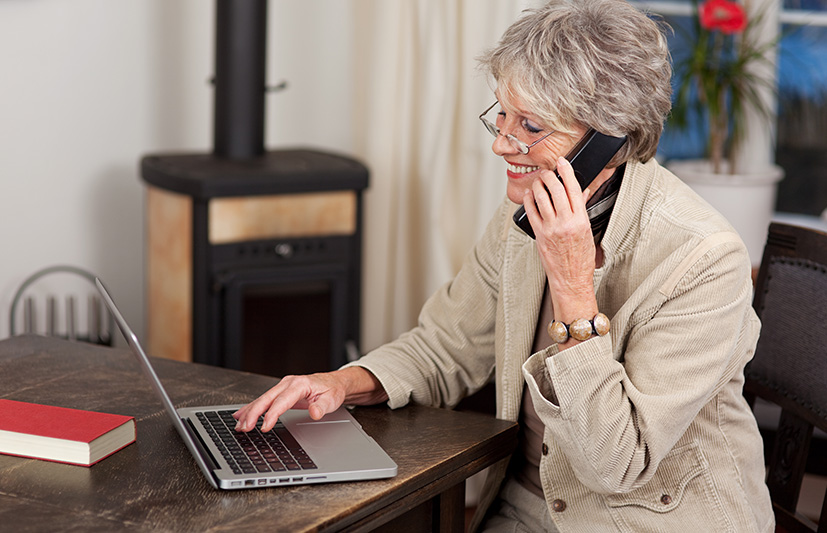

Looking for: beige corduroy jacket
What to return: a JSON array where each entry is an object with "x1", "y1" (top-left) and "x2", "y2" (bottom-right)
[{"x1": 348, "y1": 158, "x2": 774, "y2": 532}]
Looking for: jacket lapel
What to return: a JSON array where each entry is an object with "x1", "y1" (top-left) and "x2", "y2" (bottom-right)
[{"x1": 498, "y1": 229, "x2": 546, "y2": 420}]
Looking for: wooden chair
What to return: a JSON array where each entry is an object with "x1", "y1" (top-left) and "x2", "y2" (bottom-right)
[
  {"x1": 8, "y1": 265, "x2": 112, "y2": 345},
  {"x1": 746, "y1": 222, "x2": 827, "y2": 532}
]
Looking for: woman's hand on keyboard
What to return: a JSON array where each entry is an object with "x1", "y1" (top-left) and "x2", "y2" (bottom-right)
[{"x1": 233, "y1": 367, "x2": 388, "y2": 433}]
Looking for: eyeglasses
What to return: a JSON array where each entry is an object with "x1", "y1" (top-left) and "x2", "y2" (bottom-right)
[{"x1": 479, "y1": 100, "x2": 556, "y2": 155}]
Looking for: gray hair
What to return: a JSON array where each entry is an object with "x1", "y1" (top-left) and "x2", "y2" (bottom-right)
[{"x1": 479, "y1": 0, "x2": 672, "y2": 165}]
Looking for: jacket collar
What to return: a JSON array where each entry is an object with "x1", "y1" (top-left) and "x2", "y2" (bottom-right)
[{"x1": 599, "y1": 158, "x2": 658, "y2": 265}]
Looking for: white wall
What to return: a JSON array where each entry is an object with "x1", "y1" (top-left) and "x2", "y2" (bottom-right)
[{"x1": 0, "y1": 0, "x2": 356, "y2": 344}]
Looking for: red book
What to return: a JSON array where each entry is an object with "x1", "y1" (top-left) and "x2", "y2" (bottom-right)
[{"x1": 0, "y1": 399, "x2": 136, "y2": 466}]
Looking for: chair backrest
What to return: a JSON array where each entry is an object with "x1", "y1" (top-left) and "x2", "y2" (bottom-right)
[
  {"x1": 9, "y1": 265, "x2": 113, "y2": 345},
  {"x1": 746, "y1": 222, "x2": 827, "y2": 532}
]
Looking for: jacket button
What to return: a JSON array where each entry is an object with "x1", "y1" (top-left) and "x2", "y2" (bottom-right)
[
  {"x1": 551, "y1": 499, "x2": 566, "y2": 512},
  {"x1": 541, "y1": 443, "x2": 549, "y2": 455},
  {"x1": 660, "y1": 494, "x2": 672, "y2": 505}
]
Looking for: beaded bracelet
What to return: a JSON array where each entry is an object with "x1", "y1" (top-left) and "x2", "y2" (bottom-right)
[{"x1": 547, "y1": 313, "x2": 611, "y2": 344}]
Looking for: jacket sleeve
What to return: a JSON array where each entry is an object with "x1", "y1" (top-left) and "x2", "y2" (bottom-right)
[
  {"x1": 343, "y1": 200, "x2": 511, "y2": 409},
  {"x1": 523, "y1": 234, "x2": 759, "y2": 494}
]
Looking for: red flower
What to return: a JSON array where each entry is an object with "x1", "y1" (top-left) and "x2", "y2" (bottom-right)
[{"x1": 699, "y1": 0, "x2": 747, "y2": 34}]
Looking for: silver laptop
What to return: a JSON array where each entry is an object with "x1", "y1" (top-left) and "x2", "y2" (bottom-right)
[{"x1": 96, "y1": 278, "x2": 397, "y2": 490}]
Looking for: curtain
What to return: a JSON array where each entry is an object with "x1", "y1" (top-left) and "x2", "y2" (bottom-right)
[{"x1": 350, "y1": 0, "x2": 539, "y2": 351}]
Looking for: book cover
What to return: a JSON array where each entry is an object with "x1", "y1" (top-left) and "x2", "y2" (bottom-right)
[{"x1": 0, "y1": 399, "x2": 136, "y2": 467}]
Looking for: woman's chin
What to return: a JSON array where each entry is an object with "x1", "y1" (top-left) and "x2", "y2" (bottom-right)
[{"x1": 506, "y1": 182, "x2": 531, "y2": 205}]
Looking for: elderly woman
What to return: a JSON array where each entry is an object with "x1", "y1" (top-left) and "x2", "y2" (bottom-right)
[{"x1": 234, "y1": 0, "x2": 773, "y2": 530}]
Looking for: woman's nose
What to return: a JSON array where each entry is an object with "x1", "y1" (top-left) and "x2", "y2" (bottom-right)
[{"x1": 492, "y1": 131, "x2": 519, "y2": 156}]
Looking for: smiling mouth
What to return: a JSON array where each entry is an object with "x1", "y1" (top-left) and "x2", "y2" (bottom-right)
[{"x1": 507, "y1": 162, "x2": 540, "y2": 174}]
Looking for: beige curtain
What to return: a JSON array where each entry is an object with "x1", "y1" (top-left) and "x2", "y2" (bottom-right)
[{"x1": 351, "y1": 0, "x2": 539, "y2": 351}]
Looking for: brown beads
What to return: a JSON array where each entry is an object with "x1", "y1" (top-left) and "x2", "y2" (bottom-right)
[
  {"x1": 547, "y1": 313, "x2": 611, "y2": 344},
  {"x1": 569, "y1": 318, "x2": 593, "y2": 341},
  {"x1": 548, "y1": 320, "x2": 570, "y2": 344},
  {"x1": 593, "y1": 312, "x2": 610, "y2": 336}
]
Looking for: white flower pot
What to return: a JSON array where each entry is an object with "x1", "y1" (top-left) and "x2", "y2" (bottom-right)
[{"x1": 666, "y1": 159, "x2": 784, "y2": 267}]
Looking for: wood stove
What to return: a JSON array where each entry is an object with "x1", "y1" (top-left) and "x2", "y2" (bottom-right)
[{"x1": 140, "y1": 0, "x2": 368, "y2": 377}]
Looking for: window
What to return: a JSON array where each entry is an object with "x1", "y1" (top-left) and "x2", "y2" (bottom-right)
[{"x1": 636, "y1": 0, "x2": 827, "y2": 217}]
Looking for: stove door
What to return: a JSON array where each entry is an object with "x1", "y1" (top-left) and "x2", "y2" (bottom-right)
[{"x1": 219, "y1": 264, "x2": 350, "y2": 377}]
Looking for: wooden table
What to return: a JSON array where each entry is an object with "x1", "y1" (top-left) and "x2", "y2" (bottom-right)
[{"x1": 0, "y1": 335, "x2": 517, "y2": 532}]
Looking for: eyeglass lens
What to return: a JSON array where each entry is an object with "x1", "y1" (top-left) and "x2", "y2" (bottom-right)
[{"x1": 479, "y1": 102, "x2": 533, "y2": 155}]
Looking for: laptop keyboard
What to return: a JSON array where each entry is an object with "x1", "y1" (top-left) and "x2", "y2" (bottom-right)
[{"x1": 197, "y1": 410, "x2": 317, "y2": 475}]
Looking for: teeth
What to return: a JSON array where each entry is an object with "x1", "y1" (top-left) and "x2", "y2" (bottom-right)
[{"x1": 507, "y1": 163, "x2": 539, "y2": 174}]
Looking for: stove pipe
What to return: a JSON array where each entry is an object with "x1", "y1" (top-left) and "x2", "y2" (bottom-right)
[{"x1": 213, "y1": 0, "x2": 267, "y2": 159}]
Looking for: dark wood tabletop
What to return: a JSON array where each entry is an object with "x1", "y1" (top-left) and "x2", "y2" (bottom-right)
[{"x1": 0, "y1": 335, "x2": 517, "y2": 532}]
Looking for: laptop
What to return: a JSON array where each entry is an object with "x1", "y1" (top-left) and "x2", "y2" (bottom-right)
[{"x1": 96, "y1": 278, "x2": 397, "y2": 490}]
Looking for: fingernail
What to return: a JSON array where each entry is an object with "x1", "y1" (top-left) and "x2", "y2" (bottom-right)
[{"x1": 235, "y1": 420, "x2": 245, "y2": 431}]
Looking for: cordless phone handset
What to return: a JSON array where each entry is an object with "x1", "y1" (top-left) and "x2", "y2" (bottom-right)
[{"x1": 512, "y1": 129, "x2": 627, "y2": 239}]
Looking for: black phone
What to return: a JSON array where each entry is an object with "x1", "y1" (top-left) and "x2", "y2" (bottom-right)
[{"x1": 512, "y1": 130, "x2": 627, "y2": 239}]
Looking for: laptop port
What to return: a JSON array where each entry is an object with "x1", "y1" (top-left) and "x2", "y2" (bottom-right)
[
  {"x1": 292, "y1": 477, "x2": 303, "y2": 482},
  {"x1": 245, "y1": 480, "x2": 255, "y2": 486}
]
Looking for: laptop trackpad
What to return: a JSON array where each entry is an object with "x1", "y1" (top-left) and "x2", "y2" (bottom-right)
[{"x1": 291, "y1": 420, "x2": 381, "y2": 468}]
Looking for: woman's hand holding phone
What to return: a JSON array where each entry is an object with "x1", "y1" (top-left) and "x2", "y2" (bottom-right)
[
  {"x1": 512, "y1": 131, "x2": 626, "y2": 238},
  {"x1": 523, "y1": 157, "x2": 603, "y2": 347},
  {"x1": 523, "y1": 156, "x2": 597, "y2": 293}
]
